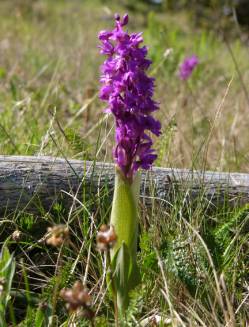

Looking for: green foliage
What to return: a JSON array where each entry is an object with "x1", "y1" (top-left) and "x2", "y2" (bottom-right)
[
  {"x1": 34, "y1": 303, "x2": 53, "y2": 327},
  {"x1": 213, "y1": 205, "x2": 249, "y2": 287},
  {"x1": 214, "y1": 204, "x2": 249, "y2": 252},
  {"x1": 18, "y1": 214, "x2": 36, "y2": 231},
  {"x1": 110, "y1": 172, "x2": 141, "y2": 313},
  {"x1": 18, "y1": 302, "x2": 53, "y2": 327},
  {"x1": 112, "y1": 242, "x2": 140, "y2": 312},
  {"x1": 0, "y1": 243, "x2": 16, "y2": 327},
  {"x1": 144, "y1": 12, "x2": 184, "y2": 77},
  {"x1": 139, "y1": 231, "x2": 158, "y2": 273},
  {"x1": 156, "y1": 120, "x2": 177, "y2": 166},
  {"x1": 164, "y1": 235, "x2": 208, "y2": 295},
  {"x1": 64, "y1": 128, "x2": 92, "y2": 159}
]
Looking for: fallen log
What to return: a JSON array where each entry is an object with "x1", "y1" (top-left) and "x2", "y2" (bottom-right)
[{"x1": 0, "y1": 155, "x2": 249, "y2": 214}]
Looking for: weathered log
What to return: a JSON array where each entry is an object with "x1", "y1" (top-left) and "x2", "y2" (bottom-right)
[{"x1": 0, "y1": 155, "x2": 249, "y2": 215}]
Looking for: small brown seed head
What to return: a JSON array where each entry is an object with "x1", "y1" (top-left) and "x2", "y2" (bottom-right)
[
  {"x1": 12, "y1": 230, "x2": 22, "y2": 242},
  {"x1": 46, "y1": 224, "x2": 70, "y2": 247},
  {"x1": 96, "y1": 224, "x2": 117, "y2": 252},
  {"x1": 60, "y1": 280, "x2": 94, "y2": 319}
]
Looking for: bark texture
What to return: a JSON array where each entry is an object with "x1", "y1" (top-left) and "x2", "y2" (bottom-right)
[{"x1": 0, "y1": 155, "x2": 249, "y2": 214}]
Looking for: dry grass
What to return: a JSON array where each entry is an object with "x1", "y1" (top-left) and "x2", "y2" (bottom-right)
[{"x1": 0, "y1": 0, "x2": 248, "y2": 171}]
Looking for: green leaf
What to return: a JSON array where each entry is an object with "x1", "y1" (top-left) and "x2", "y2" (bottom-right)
[
  {"x1": 34, "y1": 302, "x2": 52, "y2": 327},
  {"x1": 127, "y1": 258, "x2": 140, "y2": 292},
  {"x1": 0, "y1": 242, "x2": 16, "y2": 327},
  {"x1": 112, "y1": 242, "x2": 141, "y2": 313},
  {"x1": 35, "y1": 308, "x2": 45, "y2": 327},
  {"x1": 109, "y1": 170, "x2": 141, "y2": 313},
  {"x1": 110, "y1": 171, "x2": 140, "y2": 261},
  {"x1": 112, "y1": 242, "x2": 131, "y2": 312}
]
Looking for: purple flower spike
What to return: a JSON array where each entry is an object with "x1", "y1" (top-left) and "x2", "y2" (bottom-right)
[
  {"x1": 98, "y1": 14, "x2": 161, "y2": 181},
  {"x1": 179, "y1": 55, "x2": 199, "y2": 80}
]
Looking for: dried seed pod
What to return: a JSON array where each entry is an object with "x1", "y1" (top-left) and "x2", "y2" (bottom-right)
[
  {"x1": 60, "y1": 280, "x2": 94, "y2": 319},
  {"x1": 46, "y1": 224, "x2": 70, "y2": 247},
  {"x1": 12, "y1": 230, "x2": 22, "y2": 242},
  {"x1": 96, "y1": 224, "x2": 117, "y2": 251}
]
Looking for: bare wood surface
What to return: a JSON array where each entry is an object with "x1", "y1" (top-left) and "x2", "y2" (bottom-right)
[{"x1": 0, "y1": 155, "x2": 249, "y2": 214}]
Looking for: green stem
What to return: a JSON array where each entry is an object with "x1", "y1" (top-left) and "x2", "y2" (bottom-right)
[
  {"x1": 110, "y1": 170, "x2": 140, "y2": 260},
  {"x1": 109, "y1": 169, "x2": 141, "y2": 313}
]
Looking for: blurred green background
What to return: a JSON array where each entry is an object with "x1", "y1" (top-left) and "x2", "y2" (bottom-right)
[{"x1": 0, "y1": 0, "x2": 248, "y2": 171}]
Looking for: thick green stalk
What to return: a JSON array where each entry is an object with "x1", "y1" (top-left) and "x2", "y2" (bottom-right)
[
  {"x1": 109, "y1": 169, "x2": 141, "y2": 312},
  {"x1": 110, "y1": 169, "x2": 140, "y2": 260}
]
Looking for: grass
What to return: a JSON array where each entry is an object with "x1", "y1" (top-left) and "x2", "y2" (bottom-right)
[{"x1": 0, "y1": 0, "x2": 249, "y2": 326}]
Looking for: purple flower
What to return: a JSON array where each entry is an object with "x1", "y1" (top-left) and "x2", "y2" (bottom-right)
[
  {"x1": 179, "y1": 55, "x2": 199, "y2": 80},
  {"x1": 98, "y1": 14, "x2": 161, "y2": 180}
]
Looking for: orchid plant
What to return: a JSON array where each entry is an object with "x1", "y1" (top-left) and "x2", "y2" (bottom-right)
[
  {"x1": 179, "y1": 55, "x2": 199, "y2": 80},
  {"x1": 98, "y1": 13, "x2": 161, "y2": 315}
]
